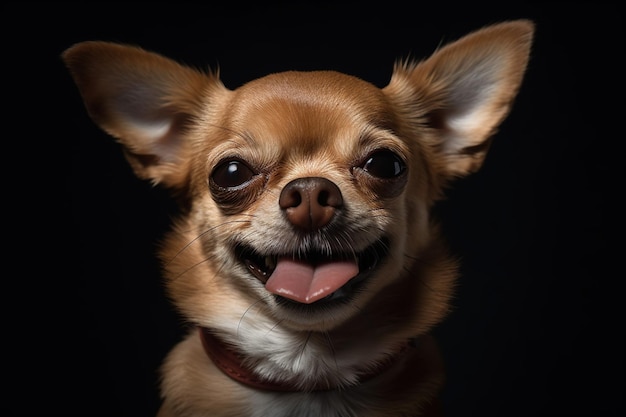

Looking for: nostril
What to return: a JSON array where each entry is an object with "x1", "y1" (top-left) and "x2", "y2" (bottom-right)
[
  {"x1": 317, "y1": 190, "x2": 330, "y2": 207},
  {"x1": 317, "y1": 187, "x2": 342, "y2": 208},
  {"x1": 279, "y1": 188, "x2": 302, "y2": 209}
]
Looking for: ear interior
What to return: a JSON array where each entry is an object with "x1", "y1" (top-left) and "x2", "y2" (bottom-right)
[
  {"x1": 385, "y1": 20, "x2": 534, "y2": 178},
  {"x1": 62, "y1": 41, "x2": 224, "y2": 188}
]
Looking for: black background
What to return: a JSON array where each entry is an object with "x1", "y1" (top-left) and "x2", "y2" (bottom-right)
[{"x1": 6, "y1": 2, "x2": 623, "y2": 416}]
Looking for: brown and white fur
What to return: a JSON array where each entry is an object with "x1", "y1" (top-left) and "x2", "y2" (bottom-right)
[{"x1": 63, "y1": 20, "x2": 534, "y2": 417}]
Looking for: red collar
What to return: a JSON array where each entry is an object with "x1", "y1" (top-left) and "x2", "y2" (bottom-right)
[{"x1": 199, "y1": 326, "x2": 414, "y2": 392}]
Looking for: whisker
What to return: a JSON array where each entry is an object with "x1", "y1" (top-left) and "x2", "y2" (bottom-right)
[
  {"x1": 164, "y1": 219, "x2": 252, "y2": 266},
  {"x1": 295, "y1": 331, "x2": 313, "y2": 371},
  {"x1": 266, "y1": 316, "x2": 286, "y2": 337},
  {"x1": 167, "y1": 257, "x2": 212, "y2": 282},
  {"x1": 168, "y1": 239, "x2": 233, "y2": 283},
  {"x1": 323, "y1": 331, "x2": 339, "y2": 374},
  {"x1": 401, "y1": 262, "x2": 441, "y2": 295},
  {"x1": 237, "y1": 296, "x2": 270, "y2": 339}
]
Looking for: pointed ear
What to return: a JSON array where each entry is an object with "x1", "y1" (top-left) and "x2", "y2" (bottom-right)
[
  {"x1": 384, "y1": 20, "x2": 534, "y2": 178},
  {"x1": 62, "y1": 41, "x2": 228, "y2": 189}
]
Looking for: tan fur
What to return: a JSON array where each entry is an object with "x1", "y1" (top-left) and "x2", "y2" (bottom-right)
[{"x1": 64, "y1": 20, "x2": 534, "y2": 417}]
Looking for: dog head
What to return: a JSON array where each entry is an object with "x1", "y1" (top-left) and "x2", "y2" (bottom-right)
[{"x1": 63, "y1": 21, "x2": 533, "y2": 335}]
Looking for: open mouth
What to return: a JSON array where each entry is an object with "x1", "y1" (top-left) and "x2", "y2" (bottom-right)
[{"x1": 234, "y1": 238, "x2": 389, "y2": 306}]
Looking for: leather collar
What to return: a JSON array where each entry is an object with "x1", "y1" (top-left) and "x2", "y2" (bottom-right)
[{"x1": 199, "y1": 326, "x2": 415, "y2": 392}]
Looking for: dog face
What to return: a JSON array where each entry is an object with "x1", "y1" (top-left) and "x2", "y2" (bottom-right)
[
  {"x1": 64, "y1": 19, "x2": 533, "y2": 385},
  {"x1": 181, "y1": 70, "x2": 429, "y2": 331},
  {"x1": 63, "y1": 21, "x2": 533, "y2": 336}
]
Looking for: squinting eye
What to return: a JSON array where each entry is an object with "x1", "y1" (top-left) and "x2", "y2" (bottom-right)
[
  {"x1": 361, "y1": 150, "x2": 406, "y2": 178},
  {"x1": 211, "y1": 159, "x2": 256, "y2": 188}
]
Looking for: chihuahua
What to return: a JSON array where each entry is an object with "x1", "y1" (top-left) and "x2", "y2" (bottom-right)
[{"x1": 63, "y1": 20, "x2": 533, "y2": 417}]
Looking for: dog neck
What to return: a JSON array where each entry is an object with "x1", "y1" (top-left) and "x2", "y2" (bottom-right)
[{"x1": 199, "y1": 326, "x2": 415, "y2": 392}]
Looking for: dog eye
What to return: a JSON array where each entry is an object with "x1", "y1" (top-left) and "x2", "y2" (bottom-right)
[
  {"x1": 211, "y1": 159, "x2": 256, "y2": 188},
  {"x1": 361, "y1": 150, "x2": 406, "y2": 178}
]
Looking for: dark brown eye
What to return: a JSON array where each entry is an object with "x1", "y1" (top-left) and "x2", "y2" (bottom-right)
[
  {"x1": 209, "y1": 158, "x2": 265, "y2": 215},
  {"x1": 361, "y1": 150, "x2": 406, "y2": 178},
  {"x1": 211, "y1": 159, "x2": 256, "y2": 189}
]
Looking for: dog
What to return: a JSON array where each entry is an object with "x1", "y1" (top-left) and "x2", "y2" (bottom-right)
[{"x1": 63, "y1": 19, "x2": 534, "y2": 417}]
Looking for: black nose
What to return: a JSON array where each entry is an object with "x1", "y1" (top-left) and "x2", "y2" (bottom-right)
[{"x1": 278, "y1": 177, "x2": 343, "y2": 231}]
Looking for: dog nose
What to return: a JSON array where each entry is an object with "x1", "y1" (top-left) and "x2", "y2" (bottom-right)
[{"x1": 279, "y1": 177, "x2": 343, "y2": 231}]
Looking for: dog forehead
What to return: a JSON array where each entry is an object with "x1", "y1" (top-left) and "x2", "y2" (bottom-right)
[
  {"x1": 220, "y1": 71, "x2": 393, "y2": 154},
  {"x1": 236, "y1": 70, "x2": 381, "y2": 101}
]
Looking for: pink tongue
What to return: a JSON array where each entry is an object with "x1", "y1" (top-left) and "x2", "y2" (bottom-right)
[{"x1": 265, "y1": 257, "x2": 359, "y2": 304}]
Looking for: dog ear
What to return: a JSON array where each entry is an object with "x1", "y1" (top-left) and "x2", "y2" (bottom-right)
[
  {"x1": 62, "y1": 41, "x2": 228, "y2": 189},
  {"x1": 384, "y1": 20, "x2": 534, "y2": 179}
]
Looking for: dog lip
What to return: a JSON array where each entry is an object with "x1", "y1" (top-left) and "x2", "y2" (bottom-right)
[
  {"x1": 234, "y1": 237, "x2": 389, "y2": 304},
  {"x1": 243, "y1": 258, "x2": 271, "y2": 283}
]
